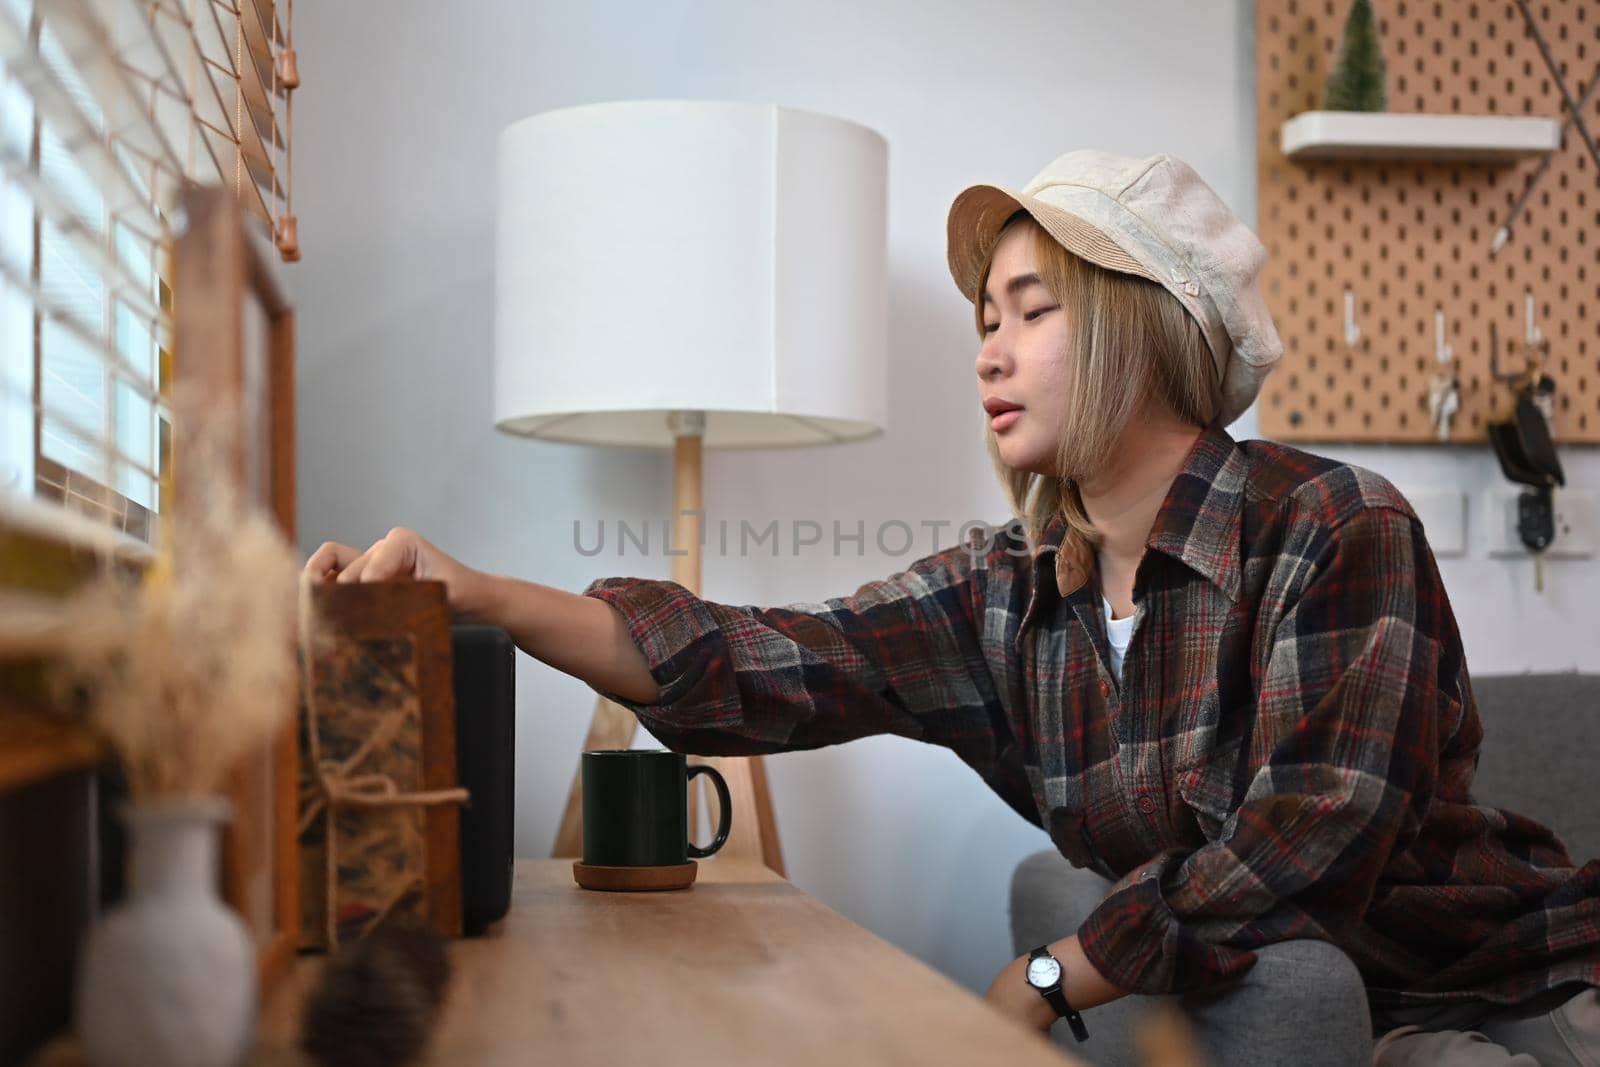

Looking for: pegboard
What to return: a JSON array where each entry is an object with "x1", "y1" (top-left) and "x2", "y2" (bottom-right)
[{"x1": 1255, "y1": 0, "x2": 1599, "y2": 443}]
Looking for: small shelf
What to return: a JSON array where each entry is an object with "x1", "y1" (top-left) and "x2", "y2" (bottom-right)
[
  {"x1": 1280, "y1": 111, "x2": 1561, "y2": 162},
  {"x1": 0, "y1": 705, "x2": 105, "y2": 792}
]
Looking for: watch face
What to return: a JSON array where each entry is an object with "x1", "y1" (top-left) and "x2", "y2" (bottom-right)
[{"x1": 1026, "y1": 956, "x2": 1062, "y2": 988}]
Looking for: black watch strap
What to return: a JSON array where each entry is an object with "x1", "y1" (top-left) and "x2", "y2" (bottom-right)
[{"x1": 1042, "y1": 987, "x2": 1090, "y2": 1042}]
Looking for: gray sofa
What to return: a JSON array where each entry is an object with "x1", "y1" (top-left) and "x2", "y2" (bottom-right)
[{"x1": 1009, "y1": 672, "x2": 1600, "y2": 1064}]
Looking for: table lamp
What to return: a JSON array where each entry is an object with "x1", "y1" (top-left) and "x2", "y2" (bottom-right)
[{"x1": 494, "y1": 99, "x2": 889, "y2": 874}]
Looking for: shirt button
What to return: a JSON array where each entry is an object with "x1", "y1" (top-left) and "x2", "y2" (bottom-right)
[
  {"x1": 1137, "y1": 795, "x2": 1157, "y2": 815},
  {"x1": 1097, "y1": 678, "x2": 1112, "y2": 697}
]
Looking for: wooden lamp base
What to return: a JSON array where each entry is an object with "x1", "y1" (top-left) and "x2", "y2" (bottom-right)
[{"x1": 552, "y1": 422, "x2": 786, "y2": 878}]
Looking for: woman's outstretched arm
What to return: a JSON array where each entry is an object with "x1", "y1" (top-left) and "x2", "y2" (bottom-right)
[
  {"x1": 305, "y1": 522, "x2": 1031, "y2": 801},
  {"x1": 477, "y1": 573, "x2": 662, "y2": 704},
  {"x1": 564, "y1": 524, "x2": 1021, "y2": 771},
  {"x1": 304, "y1": 528, "x2": 663, "y2": 704}
]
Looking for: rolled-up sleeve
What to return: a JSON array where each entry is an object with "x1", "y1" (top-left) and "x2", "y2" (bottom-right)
[
  {"x1": 579, "y1": 526, "x2": 1014, "y2": 775},
  {"x1": 1077, "y1": 505, "x2": 1449, "y2": 994}
]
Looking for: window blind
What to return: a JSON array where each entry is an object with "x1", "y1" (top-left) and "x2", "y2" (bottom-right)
[{"x1": 0, "y1": 0, "x2": 297, "y2": 555}]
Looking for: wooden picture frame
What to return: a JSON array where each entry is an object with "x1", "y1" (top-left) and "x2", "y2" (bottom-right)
[
  {"x1": 298, "y1": 581, "x2": 464, "y2": 948},
  {"x1": 172, "y1": 184, "x2": 299, "y2": 995}
]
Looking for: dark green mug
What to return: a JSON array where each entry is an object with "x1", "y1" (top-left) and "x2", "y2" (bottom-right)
[{"x1": 580, "y1": 749, "x2": 732, "y2": 866}]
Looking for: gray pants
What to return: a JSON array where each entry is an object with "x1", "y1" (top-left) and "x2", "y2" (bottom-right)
[
  {"x1": 1010, "y1": 858, "x2": 1600, "y2": 1067},
  {"x1": 1371, "y1": 986, "x2": 1600, "y2": 1066}
]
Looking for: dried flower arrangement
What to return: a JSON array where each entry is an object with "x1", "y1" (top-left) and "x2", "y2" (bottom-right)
[{"x1": 43, "y1": 384, "x2": 309, "y2": 800}]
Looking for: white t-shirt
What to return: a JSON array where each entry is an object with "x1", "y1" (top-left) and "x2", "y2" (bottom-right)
[{"x1": 1102, "y1": 595, "x2": 1136, "y2": 684}]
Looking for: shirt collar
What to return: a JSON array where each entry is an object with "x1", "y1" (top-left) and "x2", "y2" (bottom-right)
[{"x1": 1031, "y1": 424, "x2": 1246, "y2": 603}]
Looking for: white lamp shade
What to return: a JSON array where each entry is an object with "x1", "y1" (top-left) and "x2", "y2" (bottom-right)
[{"x1": 494, "y1": 100, "x2": 889, "y2": 449}]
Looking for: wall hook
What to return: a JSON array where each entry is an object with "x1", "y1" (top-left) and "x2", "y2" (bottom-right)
[
  {"x1": 1429, "y1": 308, "x2": 1459, "y2": 442},
  {"x1": 1343, "y1": 287, "x2": 1360, "y2": 348},
  {"x1": 1490, "y1": 320, "x2": 1519, "y2": 384}
]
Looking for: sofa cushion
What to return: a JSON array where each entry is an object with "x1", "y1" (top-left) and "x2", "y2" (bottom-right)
[{"x1": 1468, "y1": 672, "x2": 1600, "y2": 865}]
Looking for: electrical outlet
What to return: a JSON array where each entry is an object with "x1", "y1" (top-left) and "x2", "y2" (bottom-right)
[{"x1": 1483, "y1": 487, "x2": 1598, "y2": 559}]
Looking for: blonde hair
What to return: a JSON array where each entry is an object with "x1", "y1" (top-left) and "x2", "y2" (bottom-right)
[{"x1": 974, "y1": 212, "x2": 1219, "y2": 550}]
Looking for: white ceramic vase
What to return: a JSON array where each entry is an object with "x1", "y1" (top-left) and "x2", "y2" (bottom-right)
[{"x1": 75, "y1": 796, "x2": 257, "y2": 1067}]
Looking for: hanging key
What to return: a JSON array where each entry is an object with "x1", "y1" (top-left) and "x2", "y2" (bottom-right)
[
  {"x1": 1428, "y1": 371, "x2": 1460, "y2": 442},
  {"x1": 1428, "y1": 309, "x2": 1459, "y2": 442},
  {"x1": 1517, "y1": 487, "x2": 1555, "y2": 593},
  {"x1": 1529, "y1": 372, "x2": 1557, "y2": 424}
]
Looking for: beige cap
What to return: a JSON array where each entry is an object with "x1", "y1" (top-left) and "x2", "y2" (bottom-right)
[{"x1": 947, "y1": 149, "x2": 1283, "y2": 428}]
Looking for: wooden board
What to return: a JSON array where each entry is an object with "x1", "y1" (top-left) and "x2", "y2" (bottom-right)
[
  {"x1": 243, "y1": 859, "x2": 1085, "y2": 1067},
  {"x1": 1255, "y1": 0, "x2": 1599, "y2": 443},
  {"x1": 0, "y1": 706, "x2": 105, "y2": 792},
  {"x1": 174, "y1": 183, "x2": 302, "y2": 992}
]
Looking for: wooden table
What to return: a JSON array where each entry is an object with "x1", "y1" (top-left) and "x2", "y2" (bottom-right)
[{"x1": 253, "y1": 858, "x2": 1085, "y2": 1066}]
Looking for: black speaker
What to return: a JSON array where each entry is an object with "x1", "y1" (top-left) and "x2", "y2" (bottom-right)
[{"x1": 451, "y1": 624, "x2": 515, "y2": 935}]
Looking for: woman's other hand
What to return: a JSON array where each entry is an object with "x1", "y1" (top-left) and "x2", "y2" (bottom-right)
[{"x1": 303, "y1": 527, "x2": 494, "y2": 620}]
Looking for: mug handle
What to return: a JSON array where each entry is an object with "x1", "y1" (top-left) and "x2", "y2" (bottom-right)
[{"x1": 685, "y1": 764, "x2": 732, "y2": 858}]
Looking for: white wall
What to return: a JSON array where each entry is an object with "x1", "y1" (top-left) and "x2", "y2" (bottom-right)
[{"x1": 288, "y1": 0, "x2": 1598, "y2": 997}]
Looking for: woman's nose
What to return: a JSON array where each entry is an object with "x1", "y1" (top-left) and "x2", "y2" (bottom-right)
[{"x1": 976, "y1": 338, "x2": 1008, "y2": 380}]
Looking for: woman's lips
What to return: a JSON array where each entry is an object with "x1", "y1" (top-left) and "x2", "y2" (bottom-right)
[{"x1": 990, "y1": 409, "x2": 1022, "y2": 431}]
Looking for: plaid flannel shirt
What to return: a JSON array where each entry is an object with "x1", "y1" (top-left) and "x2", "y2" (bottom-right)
[{"x1": 581, "y1": 426, "x2": 1600, "y2": 1006}]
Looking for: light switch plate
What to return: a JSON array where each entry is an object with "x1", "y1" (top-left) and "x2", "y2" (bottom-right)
[{"x1": 1483, "y1": 487, "x2": 1597, "y2": 559}]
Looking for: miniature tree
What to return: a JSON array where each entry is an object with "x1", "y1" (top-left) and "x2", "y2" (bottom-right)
[{"x1": 1324, "y1": 0, "x2": 1387, "y2": 111}]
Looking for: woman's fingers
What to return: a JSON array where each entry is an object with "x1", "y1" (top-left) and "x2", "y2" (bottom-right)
[
  {"x1": 334, "y1": 549, "x2": 372, "y2": 583},
  {"x1": 356, "y1": 531, "x2": 417, "y2": 583},
  {"x1": 312, "y1": 530, "x2": 429, "y2": 585},
  {"x1": 304, "y1": 541, "x2": 360, "y2": 579},
  {"x1": 332, "y1": 529, "x2": 419, "y2": 585}
]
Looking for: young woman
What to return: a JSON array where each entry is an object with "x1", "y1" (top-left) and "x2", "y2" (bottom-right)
[{"x1": 305, "y1": 150, "x2": 1600, "y2": 1066}]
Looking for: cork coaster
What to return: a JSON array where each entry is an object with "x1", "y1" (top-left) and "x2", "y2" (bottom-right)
[{"x1": 572, "y1": 860, "x2": 698, "y2": 892}]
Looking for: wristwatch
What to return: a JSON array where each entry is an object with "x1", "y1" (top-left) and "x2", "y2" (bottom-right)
[{"x1": 1025, "y1": 945, "x2": 1089, "y2": 1041}]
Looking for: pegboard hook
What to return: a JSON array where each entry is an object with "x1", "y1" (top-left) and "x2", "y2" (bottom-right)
[
  {"x1": 1490, "y1": 321, "x2": 1517, "y2": 384},
  {"x1": 1524, "y1": 290, "x2": 1543, "y2": 349},
  {"x1": 1434, "y1": 308, "x2": 1453, "y2": 369},
  {"x1": 1344, "y1": 287, "x2": 1360, "y2": 348},
  {"x1": 1489, "y1": 318, "x2": 1549, "y2": 390},
  {"x1": 1428, "y1": 308, "x2": 1460, "y2": 443}
]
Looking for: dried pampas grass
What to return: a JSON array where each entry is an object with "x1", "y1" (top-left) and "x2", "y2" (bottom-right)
[{"x1": 44, "y1": 385, "x2": 309, "y2": 801}]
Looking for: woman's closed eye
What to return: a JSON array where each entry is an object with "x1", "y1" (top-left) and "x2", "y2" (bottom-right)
[{"x1": 982, "y1": 307, "x2": 1056, "y2": 334}]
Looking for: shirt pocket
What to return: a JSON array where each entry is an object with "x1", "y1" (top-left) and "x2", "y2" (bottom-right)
[{"x1": 1175, "y1": 737, "x2": 1246, "y2": 844}]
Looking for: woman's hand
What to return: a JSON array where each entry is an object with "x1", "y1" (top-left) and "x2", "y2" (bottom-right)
[
  {"x1": 303, "y1": 527, "x2": 494, "y2": 621},
  {"x1": 984, "y1": 953, "x2": 1061, "y2": 1035}
]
